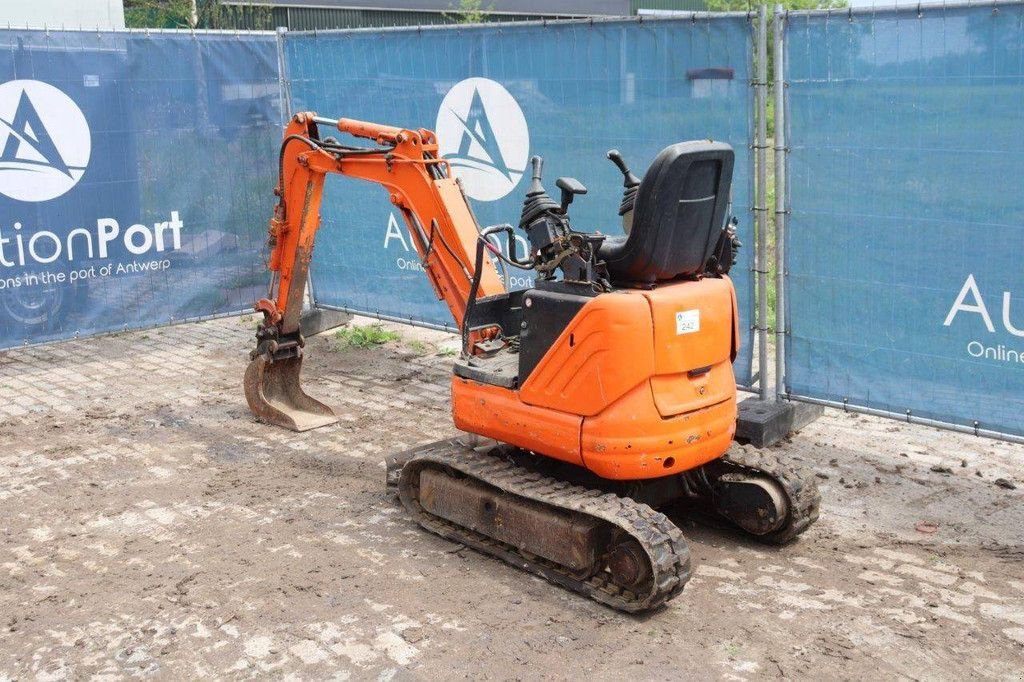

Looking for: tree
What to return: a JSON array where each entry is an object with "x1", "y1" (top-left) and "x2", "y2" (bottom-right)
[
  {"x1": 445, "y1": 0, "x2": 494, "y2": 25},
  {"x1": 124, "y1": 0, "x2": 272, "y2": 30}
]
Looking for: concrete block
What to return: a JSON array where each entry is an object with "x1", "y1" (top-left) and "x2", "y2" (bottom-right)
[{"x1": 736, "y1": 398, "x2": 824, "y2": 448}]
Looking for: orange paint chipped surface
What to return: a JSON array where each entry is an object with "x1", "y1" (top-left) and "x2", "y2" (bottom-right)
[{"x1": 453, "y1": 277, "x2": 739, "y2": 481}]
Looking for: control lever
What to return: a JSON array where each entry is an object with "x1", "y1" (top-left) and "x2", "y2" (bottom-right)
[
  {"x1": 607, "y1": 149, "x2": 641, "y2": 189},
  {"x1": 607, "y1": 149, "x2": 640, "y2": 234},
  {"x1": 527, "y1": 156, "x2": 545, "y2": 196},
  {"x1": 555, "y1": 177, "x2": 587, "y2": 214},
  {"x1": 519, "y1": 156, "x2": 561, "y2": 230}
]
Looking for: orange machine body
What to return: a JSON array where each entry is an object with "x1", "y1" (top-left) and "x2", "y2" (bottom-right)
[
  {"x1": 255, "y1": 112, "x2": 740, "y2": 482},
  {"x1": 453, "y1": 276, "x2": 739, "y2": 480}
]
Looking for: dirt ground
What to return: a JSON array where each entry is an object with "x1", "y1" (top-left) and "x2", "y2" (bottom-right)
[{"x1": 1, "y1": 315, "x2": 1023, "y2": 681}]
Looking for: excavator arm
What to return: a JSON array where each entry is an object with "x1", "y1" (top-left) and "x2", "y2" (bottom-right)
[{"x1": 244, "y1": 112, "x2": 506, "y2": 431}]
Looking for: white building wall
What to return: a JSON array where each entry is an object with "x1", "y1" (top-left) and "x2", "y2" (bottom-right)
[{"x1": 1, "y1": 0, "x2": 126, "y2": 29}]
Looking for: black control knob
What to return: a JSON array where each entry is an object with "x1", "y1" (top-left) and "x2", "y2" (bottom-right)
[
  {"x1": 607, "y1": 150, "x2": 640, "y2": 233},
  {"x1": 607, "y1": 149, "x2": 641, "y2": 190},
  {"x1": 555, "y1": 176, "x2": 587, "y2": 214},
  {"x1": 519, "y1": 155, "x2": 560, "y2": 229},
  {"x1": 527, "y1": 156, "x2": 545, "y2": 196}
]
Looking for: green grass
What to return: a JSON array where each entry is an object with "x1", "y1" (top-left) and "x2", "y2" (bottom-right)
[
  {"x1": 402, "y1": 339, "x2": 460, "y2": 357},
  {"x1": 406, "y1": 340, "x2": 430, "y2": 354},
  {"x1": 334, "y1": 324, "x2": 400, "y2": 350}
]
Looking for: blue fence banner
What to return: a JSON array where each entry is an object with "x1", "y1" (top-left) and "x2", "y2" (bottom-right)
[
  {"x1": 0, "y1": 30, "x2": 281, "y2": 349},
  {"x1": 785, "y1": 4, "x2": 1024, "y2": 438},
  {"x1": 283, "y1": 17, "x2": 756, "y2": 385}
]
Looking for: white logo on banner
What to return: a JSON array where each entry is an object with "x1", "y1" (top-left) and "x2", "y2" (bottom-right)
[
  {"x1": 0, "y1": 80, "x2": 91, "y2": 202},
  {"x1": 944, "y1": 273, "x2": 1024, "y2": 364},
  {"x1": 436, "y1": 78, "x2": 529, "y2": 202},
  {"x1": 382, "y1": 209, "x2": 534, "y2": 289}
]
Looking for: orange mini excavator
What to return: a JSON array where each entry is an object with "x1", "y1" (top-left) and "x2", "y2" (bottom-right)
[{"x1": 245, "y1": 112, "x2": 819, "y2": 612}]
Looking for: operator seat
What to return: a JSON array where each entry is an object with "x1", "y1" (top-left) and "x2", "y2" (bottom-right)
[{"x1": 598, "y1": 140, "x2": 734, "y2": 284}]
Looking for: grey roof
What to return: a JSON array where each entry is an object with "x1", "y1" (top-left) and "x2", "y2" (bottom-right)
[{"x1": 229, "y1": 0, "x2": 632, "y2": 16}]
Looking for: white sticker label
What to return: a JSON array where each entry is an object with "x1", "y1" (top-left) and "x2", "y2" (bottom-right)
[{"x1": 675, "y1": 309, "x2": 700, "y2": 335}]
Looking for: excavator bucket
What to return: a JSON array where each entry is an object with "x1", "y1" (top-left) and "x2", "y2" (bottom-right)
[{"x1": 243, "y1": 355, "x2": 338, "y2": 432}]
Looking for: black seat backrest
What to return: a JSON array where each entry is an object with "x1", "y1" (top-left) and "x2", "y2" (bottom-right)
[{"x1": 598, "y1": 141, "x2": 734, "y2": 284}]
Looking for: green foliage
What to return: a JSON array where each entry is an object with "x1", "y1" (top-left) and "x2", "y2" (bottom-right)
[
  {"x1": 124, "y1": 0, "x2": 273, "y2": 29},
  {"x1": 445, "y1": 0, "x2": 494, "y2": 24},
  {"x1": 402, "y1": 338, "x2": 461, "y2": 357},
  {"x1": 334, "y1": 324, "x2": 400, "y2": 350},
  {"x1": 406, "y1": 340, "x2": 430, "y2": 354},
  {"x1": 124, "y1": 0, "x2": 190, "y2": 28}
]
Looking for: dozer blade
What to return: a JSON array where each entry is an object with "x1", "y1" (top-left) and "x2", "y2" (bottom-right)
[{"x1": 243, "y1": 355, "x2": 338, "y2": 431}]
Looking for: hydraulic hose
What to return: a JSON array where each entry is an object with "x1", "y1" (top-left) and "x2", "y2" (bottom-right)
[{"x1": 460, "y1": 224, "x2": 532, "y2": 357}]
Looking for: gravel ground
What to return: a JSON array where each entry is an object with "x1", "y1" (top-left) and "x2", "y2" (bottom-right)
[{"x1": 1, "y1": 315, "x2": 1022, "y2": 681}]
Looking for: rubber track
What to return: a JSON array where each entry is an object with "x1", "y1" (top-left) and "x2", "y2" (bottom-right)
[
  {"x1": 398, "y1": 441, "x2": 692, "y2": 613},
  {"x1": 719, "y1": 445, "x2": 821, "y2": 544}
]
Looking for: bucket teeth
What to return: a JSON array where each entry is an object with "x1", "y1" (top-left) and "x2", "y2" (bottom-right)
[{"x1": 243, "y1": 355, "x2": 337, "y2": 432}]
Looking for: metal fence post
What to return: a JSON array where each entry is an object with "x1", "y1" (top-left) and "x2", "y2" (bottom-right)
[
  {"x1": 275, "y1": 26, "x2": 291, "y2": 124},
  {"x1": 755, "y1": 5, "x2": 770, "y2": 401},
  {"x1": 772, "y1": 4, "x2": 787, "y2": 400}
]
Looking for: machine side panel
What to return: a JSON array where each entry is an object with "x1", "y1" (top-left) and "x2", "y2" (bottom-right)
[
  {"x1": 643, "y1": 277, "x2": 739, "y2": 417},
  {"x1": 517, "y1": 289, "x2": 590, "y2": 384},
  {"x1": 643, "y1": 277, "x2": 737, "y2": 375},
  {"x1": 518, "y1": 293, "x2": 654, "y2": 416},
  {"x1": 451, "y1": 378, "x2": 584, "y2": 466},
  {"x1": 581, "y1": 382, "x2": 736, "y2": 480}
]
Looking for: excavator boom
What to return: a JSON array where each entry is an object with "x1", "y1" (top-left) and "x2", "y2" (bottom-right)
[{"x1": 245, "y1": 112, "x2": 505, "y2": 430}]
